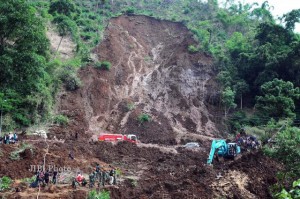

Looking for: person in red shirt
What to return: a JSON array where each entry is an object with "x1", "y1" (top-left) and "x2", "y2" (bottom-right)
[{"x1": 76, "y1": 172, "x2": 83, "y2": 182}]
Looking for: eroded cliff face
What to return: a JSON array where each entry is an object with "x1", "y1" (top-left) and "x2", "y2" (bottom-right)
[{"x1": 55, "y1": 15, "x2": 219, "y2": 143}]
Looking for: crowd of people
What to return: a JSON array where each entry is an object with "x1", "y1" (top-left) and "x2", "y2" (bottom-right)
[
  {"x1": 28, "y1": 163, "x2": 118, "y2": 189},
  {"x1": 30, "y1": 169, "x2": 58, "y2": 188},
  {"x1": 72, "y1": 164, "x2": 117, "y2": 189},
  {"x1": 0, "y1": 132, "x2": 18, "y2": 144},
  {"x1": 235, "y1": 129, "x2": 260, "y2": 150}
]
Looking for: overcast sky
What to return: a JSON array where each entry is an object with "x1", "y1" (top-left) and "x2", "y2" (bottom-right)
[{"x1": 219, "y1": 0, "x2": 300, "y2": 32}]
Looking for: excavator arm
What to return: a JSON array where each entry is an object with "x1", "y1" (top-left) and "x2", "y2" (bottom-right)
[{"x1": 207, "y1": 140, "x2": 227, "y2": 164}]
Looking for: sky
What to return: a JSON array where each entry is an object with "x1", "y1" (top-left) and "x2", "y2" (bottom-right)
[{"x1": 219, "y1": 0, "x2": 300, "y2": 32}]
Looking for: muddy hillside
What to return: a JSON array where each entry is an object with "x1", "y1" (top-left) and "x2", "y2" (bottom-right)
[{"x1": 53, "y1": 15, "x2": 219, "y2": 143}]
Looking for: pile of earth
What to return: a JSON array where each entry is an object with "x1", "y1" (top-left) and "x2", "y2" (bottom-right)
[
  {"x1": 49, "y1": 14, "x2": 222, "y2": 144},
  {"x1": 1, "y1": 139, "x2": 280, "y2": 199}
]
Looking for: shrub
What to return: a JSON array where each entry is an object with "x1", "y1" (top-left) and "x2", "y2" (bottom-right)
[
  {"x1": 126, "y1": 103, "x2": 135, "y2": 111},
  {"x1": 65, "y1": 73, "x2": 82, "y2": 91},
  {"x1": 125, "y1": 7, "x2": 135, "y2": 15},
  {"x1": 10, "y1": 143, "x2": 33, "y2": 160},
  {"x1": 188, "y1": 45, "x2": 198, "y2": 53},
  {"x1": 58, "y1": 67, "x2": 82, "y2": 91},
  {"x1": 226, "y1": 111, "x2": 249, "y2": 133},
  {"x1": 128, "y1": 178, "x2": 137, "y2": 187},
  {"x1": 81, "y1": 32, "x2": 93, "y2": 41},
  {"x1": 87, "y1": 190, "x2": 110, "y2": 199},
  {"x1": 95, "y1": 61, "x2": 112, "y2": 71},
  {"x1": 53, "y1": 114, "x2": 69, "y2": 126},
  {"x1": 101, "y1": 61, "x2": 112, "y2": 70},
  {"x1": 138, "y1": 114, "x2": 151, "y2": 123},
  {"x1": 264, "y1": 126, "x2": 300, "y2": 189},
  {"x1": 115, "y1": 169, "x2": 122, "y2": 177},
  {"x1": 21, "y1": 176, "x2": 36, "y2": 184},
  {"x1": 144, "y1": 56, "x2": 151, "y2": 61},
  {"x1": 0, "y1": 176, "x2": 12, "y2": 191},
  {"x1": 273, "y1": 178, "x2": 300, "y2": 199}
]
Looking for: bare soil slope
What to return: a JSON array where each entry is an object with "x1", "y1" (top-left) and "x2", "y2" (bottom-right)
[{"x1": 51, "y1": 15, "x2": 219, "y2": 144}]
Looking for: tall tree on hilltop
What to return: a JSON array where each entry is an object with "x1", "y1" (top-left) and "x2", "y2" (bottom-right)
[{"x1": 282, "y1": 9, "x2": 300, "y2": 31}]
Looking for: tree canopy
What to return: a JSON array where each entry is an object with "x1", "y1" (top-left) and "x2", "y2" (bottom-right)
[
  {"x1": 0, "y1": 0, "x2": 52, "y2": 127},
  {"x1": 255, "y1": 79, "x2": 300, "y2": 119}
]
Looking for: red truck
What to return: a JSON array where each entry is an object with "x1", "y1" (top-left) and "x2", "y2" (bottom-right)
[{"x1": 98, "y1": 134, "x2": 137, "y2": 144}]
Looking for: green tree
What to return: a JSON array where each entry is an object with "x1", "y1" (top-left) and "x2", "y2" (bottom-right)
[
  {"x1": 255, "y1": 79, "x2": 300, "y2": 119},
  {"x1": 0, "y1": 0, "x2": 51, "y2": 125},
  {"x1": 49, "y1": 0, "x2": 76, "y2": 17},
  {"x1": 233, "y1": 80, "x2": 249, "y2": 109},
  {"x1": 282, "y1": 9, "x2": 300, "y2": 31},
  {"x1": 264, "y1": 126, "x2": 300, "y2": 189},
  {"x1": 53, "y1": 15, "x2": 77, "y2": 56},
  {"x1": 88, "y1": 190, "x2": 110, "y2": 199},
  {"x1": 251, "y1": 1, "x2": 274, "y2": 22},
  {"x1": 222, "y1": 87, "x2": 237, "y2": 118},
  {"x1": 225, "y1": 32, "x2": 251, "y2": 59},
  {"x1": 217, "y1": 70, "x2": 235, "y2": 88}
]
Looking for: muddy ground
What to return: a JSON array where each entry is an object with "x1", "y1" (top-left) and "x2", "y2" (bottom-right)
[{"x1": 0, "y1": 15, "x2": 281, "y2": 199}]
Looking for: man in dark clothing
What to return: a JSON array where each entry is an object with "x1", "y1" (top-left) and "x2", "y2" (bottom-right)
[
  {"x1": 52, "y1": 170, "x2": 58, "y2": 184},
  {"x1": 3, "y1": 134, "x2": 7, "y2": 144},
  {"x1": 35, "y1": 170, "x2": 40, "y2": 183},
  {"x1": 39, "y1": 170, "x2": 45, "y2": 186},
  {"x1": 109, "y1": 169, "x2": 116, "y2": 185},
  {"x1": 95, "y1": 163, "x2": 101, "y2": 182},
  {"x1": 101, "y1": 171, "x2": 106, "y2": 186},
  {"x1": 69, "y1": 151, "x2": 74, "y2": 160},
  {"x1": 44, "y1": 170, "x2": 50, "y2": 185},
  {"x1": 5, "y1": 134, "x2": 9, "y2": 144},
  {"x1": 89, "y1": 172, "x2": 95, "y2": 188},
  {"x1": 96, "y1": 164, "x2": 101, "y2": 173}
]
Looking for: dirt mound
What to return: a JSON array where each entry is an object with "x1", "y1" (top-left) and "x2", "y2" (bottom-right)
[
  {"x1": 50, "y1": 15, "x2": 219, "y2": 144},
  {"x1": 0, "y1": 138, "x2": 281, "y2": 199},
  {"x1": 209, "y1": 151, "x2": 280, "y2": 199},
  {"x1": 90, "y1": 142, "x2": 279, "y2": 199}
]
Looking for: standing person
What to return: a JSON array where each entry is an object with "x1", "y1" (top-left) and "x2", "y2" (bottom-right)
[
  {"x1": 4, "y1": 134, "x2": 7, "y2": 144},
  {"x1": 101, "y1": 170, "x2": 106, "y2": 187},
  {"x1": 13, "y1": 132, "x2": 18, "y2": 142},
  {"x1": 89, "y1": 171, "x2": 95, "y2": 188},
  {"x1": 9, "y1": 133, "x2": 13, "y2": 144},
  {"x1": 52, "y1": 170, "x2": 58, "y2": 184},
  {"x1": 44, "y1": 170, "x2": 50, "y2": 185},
  {"x1": 39, "y1": 170, "x2": 45, "y2": 185},
  {"x1": 95, "y1": 163, "x2": 101, "y2": 182},
  {"x1": 69, "y1": 150, "x2": 74, "y2": 160},
  {"x1": 109, "y1": 168, "x2": 116, "y2": 185}
]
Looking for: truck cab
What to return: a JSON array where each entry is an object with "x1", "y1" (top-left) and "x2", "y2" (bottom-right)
[{"x1": 125, "y1": 134, "x2": 137, "y2": 143}]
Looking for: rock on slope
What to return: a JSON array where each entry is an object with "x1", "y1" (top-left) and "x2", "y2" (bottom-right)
[{"x1": 53, "y1": 15, "x2": 219, "y2": 143}]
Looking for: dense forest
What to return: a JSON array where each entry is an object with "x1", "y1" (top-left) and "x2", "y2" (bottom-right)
[{"x1": 1, "y1": 0, "x2": 300, "y2": 196}]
